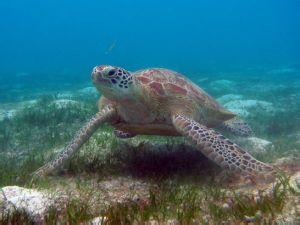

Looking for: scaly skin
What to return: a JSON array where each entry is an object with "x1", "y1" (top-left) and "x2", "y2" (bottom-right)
[
  {"x1": 33, "y1": 106, "x2": 117, "y2": 177},
  {"x1": 34, "y1": 65, "x2": 274, "y2": 178},
  {"x1": 172, "y1": 114, "x2": 272, "y2": 174}
]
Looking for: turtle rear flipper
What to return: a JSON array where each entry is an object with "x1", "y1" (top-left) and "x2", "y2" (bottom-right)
[
  {"x1": 33, "y1": 106, "x2": 117, "y2": 177},
  {"x1": 221, "y1": 118, "x2": 253, "y2": 137},
  {"x1": 172, "y1": 114, "x2": 273, "y2": 175}
]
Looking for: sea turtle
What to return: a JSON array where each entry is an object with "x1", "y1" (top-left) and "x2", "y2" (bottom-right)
[{"x1": 34, "y1": 66, "x2": 273, "y2": 177}]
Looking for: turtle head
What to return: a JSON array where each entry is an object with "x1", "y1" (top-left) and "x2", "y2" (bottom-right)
[{"x1": 92, "y1": 65, "x2": 134, "y2": 100}]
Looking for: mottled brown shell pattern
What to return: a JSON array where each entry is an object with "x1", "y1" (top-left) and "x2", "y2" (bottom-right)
[{"x1": 134, "y1": 68, "x2": 220, "y2": 110}]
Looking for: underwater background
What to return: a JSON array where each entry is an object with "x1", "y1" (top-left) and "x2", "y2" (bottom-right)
[
  {"x1": 0, "y1": 0, "x2": 300, "y2": 224},
  {"x1": 0, "y1": 0, "x2": 300, "y2": 101}
]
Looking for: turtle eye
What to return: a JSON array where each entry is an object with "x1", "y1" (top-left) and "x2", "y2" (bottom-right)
[{"x1": 108, "y1": 69, "x2": 116, "y2": 76}]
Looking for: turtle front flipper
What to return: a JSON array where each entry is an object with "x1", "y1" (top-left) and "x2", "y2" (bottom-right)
[
  {"x1": 172, "y1": 114, "x2": 273, "y2": 175},
  {"x1": 33, "y1": 106, "x2": 117, "y2": 177},
  {"x1": 220, "y1": 117, "x2": 253, "y2": 137}
]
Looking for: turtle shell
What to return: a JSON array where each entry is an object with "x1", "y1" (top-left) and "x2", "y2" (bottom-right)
[{"x1": 134, "y1": 68, "x2": 232, "y2": 114}]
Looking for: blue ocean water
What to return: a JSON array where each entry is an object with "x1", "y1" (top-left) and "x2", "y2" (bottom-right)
[
  {"x1": 0, "y1": 0, "x2": 299, "y2": 86},
  {"x1": 0, "y1": 2, "x2": 300, "y2": 222}
]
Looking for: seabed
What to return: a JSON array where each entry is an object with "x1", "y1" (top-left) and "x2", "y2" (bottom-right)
[{"x1": 0, "y1": 68, "x2": 299, "y2": 224}]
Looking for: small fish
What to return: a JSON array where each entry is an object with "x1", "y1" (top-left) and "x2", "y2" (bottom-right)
[{"x1": 105, "y1": 40, "x2": 116, "y2": 55}]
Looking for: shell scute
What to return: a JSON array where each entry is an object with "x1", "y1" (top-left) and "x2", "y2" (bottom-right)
[
  {"x1": 149, "y1": 82, "x2": 165, "y2": 96},
  {"x1": 154, "y1": 77, "x2": 167, "y2": 83},
  {"x1": 174, "y1": 77, "x2": 187, "y2": 87},
  {"x1": 143, "y1": 69, "x2": 166, "y2": 78},
  {"x1": 135, "y1": 68, "x2": 226, "y2": 112},
  {"x1": 137, "y1": 76, "x2": 151, "y2": 84},
  {"x1": 188, "y1": 83, "x2": 206, "y2": 102},
  {"x1": 164, "y1": 83, "x2": 187, "y2": 95}
]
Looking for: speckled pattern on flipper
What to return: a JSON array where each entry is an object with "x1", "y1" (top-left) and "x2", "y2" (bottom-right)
[
  {"x1": 172, "y1": 114, "x2": 273, "y2": 174},
  {"x1": 33, "y1": 106, "x2": 117, "y2": 177}
]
